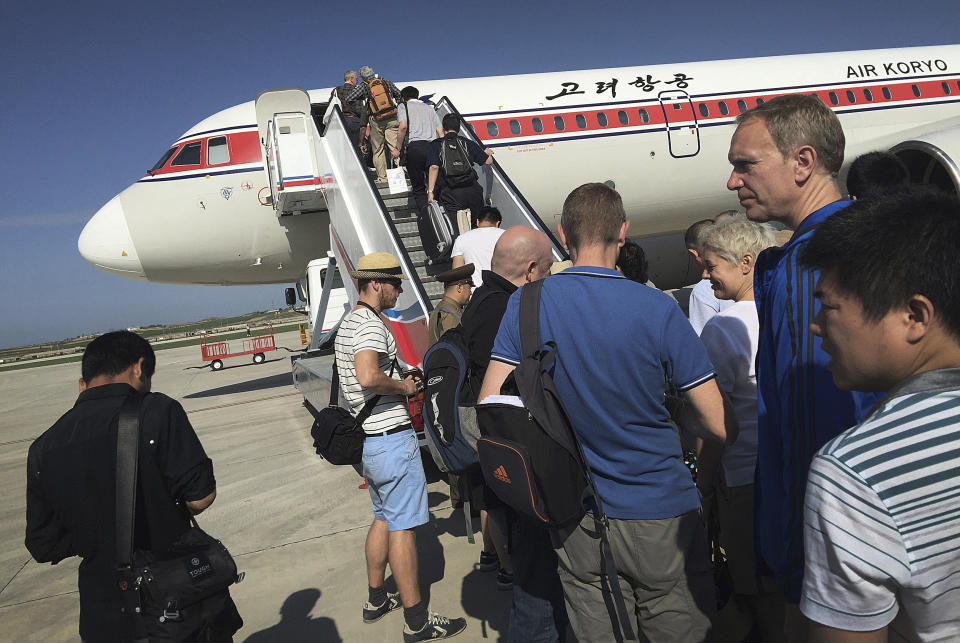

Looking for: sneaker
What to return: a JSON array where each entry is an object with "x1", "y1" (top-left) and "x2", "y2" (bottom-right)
[
  {"x1": 477, "y1": 550, "x2": 499, "y2": 572},
  {"x1": 403, "y1": 612, "x2": 467, "y2": 641},
  {"x1": 496, "y1": 568, "x2": 514, "y2": 591},
  {"x1": 362, "y1": 591, "x2": 401, "y2": 623}
]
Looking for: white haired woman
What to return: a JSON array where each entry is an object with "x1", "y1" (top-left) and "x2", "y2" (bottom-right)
[{"x1": 696, "y1": 215, "x2": 782, "y2": 641}]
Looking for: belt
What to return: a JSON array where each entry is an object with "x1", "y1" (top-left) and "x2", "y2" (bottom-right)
[{"x1": 365, "y1": 423, "x2": 413, "y2": 438}]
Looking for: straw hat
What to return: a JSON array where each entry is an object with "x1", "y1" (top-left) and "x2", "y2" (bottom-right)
[
  {"x1": 349, "y1": 252, "x2": 408, "y2": 280},
  {"x1": 549, "y1": 260, "x2": 573, "y2": 275}
]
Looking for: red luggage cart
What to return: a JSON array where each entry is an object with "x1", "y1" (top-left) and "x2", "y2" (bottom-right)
[{"x1": 200, "y1": 325, "x2": 276, "y2": 371}]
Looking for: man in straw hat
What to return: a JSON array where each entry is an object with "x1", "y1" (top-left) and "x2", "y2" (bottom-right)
[
  {"x1": 427, "y1": 264, "x2": 474, "y2": 345},
  {"x1": 333, "y1": 252, "x2": 467, "y2": 641}
]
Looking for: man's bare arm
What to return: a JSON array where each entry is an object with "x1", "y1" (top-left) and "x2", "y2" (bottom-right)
[
  {"x1": 427, "y1": 166, "x2": 439, "y2": 202},
  {"x1": 681, "y1": 378, "x2": 738, "y2": 445},
  {"x1": 451, "y1": 255, "x2": 465, "y2": 270},
  {"x1": 479, "y1": 360, "x2": 515, "y2": 403},
  {"x1": 808, "y1": 622, "x2": 887, "y2": 643},
  {"x1": 355, "y1": 350, "x2": 416, "y2": 396},
  {"x1": 185, "y1": 489, "x2": 216, "y2": 515}
]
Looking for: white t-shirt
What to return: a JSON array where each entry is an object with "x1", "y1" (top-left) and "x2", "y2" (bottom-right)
[
  {"x1": 699, "y1": 300, "x2": 759, "y2": 487},
  {"x1": 801, "y1": 384, "x2": 960, "y2": 640},
  {"x1": 688, "y1": 278, "x2": 734, "y2": 335},
  {"x1": 451, "y1": 227, "x2": 505, "y2": 287},
  {"x1": 333, "y1": 307, "x2": 410, "y2": 434}
]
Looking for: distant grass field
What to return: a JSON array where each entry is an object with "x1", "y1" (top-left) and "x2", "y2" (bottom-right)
[{"x1": 0, "y1": 313, "x2": 307, "y2": 372}]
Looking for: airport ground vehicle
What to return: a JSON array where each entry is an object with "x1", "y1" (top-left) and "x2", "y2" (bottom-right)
[{"x1": 200, "y1": 324, "x2": 276, "y2": 370}]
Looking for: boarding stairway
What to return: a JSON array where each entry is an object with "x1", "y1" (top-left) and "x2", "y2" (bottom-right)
[{"x1": 253, "y1": 87, "x2": 564, "y2": 408}]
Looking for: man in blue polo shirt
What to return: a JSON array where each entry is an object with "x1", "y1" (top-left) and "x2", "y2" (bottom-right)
[
  {"x1": 480, "y1": 183, "x2": 735, "y2": 642},
  {"x1": 726, "y1": 93, "x2": 881, "y2": 639}
]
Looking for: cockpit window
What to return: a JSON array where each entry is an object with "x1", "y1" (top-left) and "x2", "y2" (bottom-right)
[
  {"x1": 171, "y1": 141, "x2": 202, "y2": 166},
  {"x1": 150, "y1": 146, "x2": 179, "y2": 172},
  {"x1": 207, "y1": 136, "x2": 230, "y2": 165}
]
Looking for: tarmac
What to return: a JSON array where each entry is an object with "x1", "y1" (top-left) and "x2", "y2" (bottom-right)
[{"x1": 0, "y1": 330, "x2": 513, "y2": 642}]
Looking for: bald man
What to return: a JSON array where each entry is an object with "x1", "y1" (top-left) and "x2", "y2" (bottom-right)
[{"x1": 459, "y1": 225, "x2": 568, "y2": 640}]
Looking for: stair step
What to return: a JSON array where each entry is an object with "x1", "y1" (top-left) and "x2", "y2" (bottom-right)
[{"x1": 394, "y1": 221, "x2": 419, "y2": 236}]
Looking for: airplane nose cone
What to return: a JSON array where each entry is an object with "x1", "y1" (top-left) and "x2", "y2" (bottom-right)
[{"x1": 78, "y1": 197, "x2": 146, "y2": 280}]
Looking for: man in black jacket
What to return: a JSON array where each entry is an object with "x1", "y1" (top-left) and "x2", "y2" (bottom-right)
[
  {"x1": 25, "y1": 331, "x2": 240, "y2": 642},
  {"x1": 460, "y1": 226, "x2": 568, "y2": 641}
]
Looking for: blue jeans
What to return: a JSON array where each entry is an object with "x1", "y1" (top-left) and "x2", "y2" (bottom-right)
[{"x1": 508, "y1": 517, "x2": 568, "y2": 643}]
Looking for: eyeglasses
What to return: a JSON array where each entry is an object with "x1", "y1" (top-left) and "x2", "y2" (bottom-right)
[{"x1": 379, "y1": 279, "x2": 402, "y2": 289}]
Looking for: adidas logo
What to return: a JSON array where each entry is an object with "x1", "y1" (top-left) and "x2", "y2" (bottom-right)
[{"x1": 492, "y1": 465, "x2": 511, "y2": 485}]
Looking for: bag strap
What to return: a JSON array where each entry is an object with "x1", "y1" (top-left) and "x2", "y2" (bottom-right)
[
  {"x1": 519, "y1": 280, "x2": 637, "y2": 641},
  {"x1": 115, "y1": 392, "x2": 148, "y2": 639}
]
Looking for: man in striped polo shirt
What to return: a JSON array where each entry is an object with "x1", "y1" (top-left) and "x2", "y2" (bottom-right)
[
  {"x1": 798, "y1": 188, "x2": 960, "y2": 641},
  {"x1": 334, "y1": 252, "x2": 466, "y2": 641}
]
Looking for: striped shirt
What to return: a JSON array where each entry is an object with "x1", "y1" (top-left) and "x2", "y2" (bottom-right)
[
  {"x1": 333, "y1": 307, "x2": 409, "y2": 435},
  {"x1": 801, "y1": 368, "x2": 960, "y2": 640}
]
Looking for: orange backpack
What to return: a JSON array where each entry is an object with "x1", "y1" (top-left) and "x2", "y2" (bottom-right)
[{"x1": 365, "y1": 78, "x2": 398, "y2": 120}]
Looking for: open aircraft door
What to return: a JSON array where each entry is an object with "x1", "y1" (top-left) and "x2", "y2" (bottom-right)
[{"x1": 659, "y1": 90, "x2": 700, "y2": 158}]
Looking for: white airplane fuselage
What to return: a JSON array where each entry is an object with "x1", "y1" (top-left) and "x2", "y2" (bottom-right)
[{"x1": 79, "y1": 45, "x2": 960, "y2": 289}]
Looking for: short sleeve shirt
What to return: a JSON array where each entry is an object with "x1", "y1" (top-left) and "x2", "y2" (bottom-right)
[
  {"x1": 25, "y1": 384, "x2": 215, "y2": 641},
  {"x1": 334, "y1": 307, "x2": 410, "y2": 434},
  {"x1": 451, "y1": 227, "x2": 505, "y2": 287},
  {"x1": 490, "y1": 267, "x2": 716, "y2": 519},
  {"x1": 397, "y1": 100, "x2": 442, "y2": 143},
  {"x1": 801, "y1": 370, "x2": 960, "y2": 639}
]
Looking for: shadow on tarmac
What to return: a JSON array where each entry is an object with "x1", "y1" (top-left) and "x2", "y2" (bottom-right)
[
  {"x1": 242, "y1": 588, "x2": 341, "y2": 643},
  {"x1": 184, "y1": 372, "x2": 294, "y2": 398}
]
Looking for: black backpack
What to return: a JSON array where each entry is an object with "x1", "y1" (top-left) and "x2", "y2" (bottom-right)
[
  {"x1": 439, "y1": 137, "x2": 477, "y2": 187},
  {"x1": 475, "y1": 279, "x2": 636, "y2": 640}
]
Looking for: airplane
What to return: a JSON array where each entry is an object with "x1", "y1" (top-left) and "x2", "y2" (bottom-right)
[{"x1": 79, "y1": 45, "x2": 960, "y2": 297}]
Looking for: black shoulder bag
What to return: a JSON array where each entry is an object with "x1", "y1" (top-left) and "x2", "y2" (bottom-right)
[
  {"x1": 116, "y1": 394, "x2": 241, "y2": 637},
  {"x1": 310, "y1": 303, "x2": 398, "y2": 465}
]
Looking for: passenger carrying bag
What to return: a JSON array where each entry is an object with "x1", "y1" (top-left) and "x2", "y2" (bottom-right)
[
  {"x1": 115, "y1": 395, "x2": 242, "y2": 640},
  {"x1": 475, "y1": 280, "x2": 636, "y2": 640},
  {"x1": 439, "y1": 137, "x2": 477, "y2": 187},
  {"x1": 422, "y1": 325, "x2": 478, "y2": 474},
  {"x1": 366, "y1": 77, "x2": 397, "y2": 120}
]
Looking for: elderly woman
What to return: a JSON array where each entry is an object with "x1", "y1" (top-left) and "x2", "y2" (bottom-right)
[{"x1": 696, "y1": 215, "x2": 781, "y2": 641}]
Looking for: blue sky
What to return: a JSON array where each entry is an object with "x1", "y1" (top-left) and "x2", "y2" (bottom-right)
[{"x1": 0, "y1": 0, "x2": 956, "y2": 348}]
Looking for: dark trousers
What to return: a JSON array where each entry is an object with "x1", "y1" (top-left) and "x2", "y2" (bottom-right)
[
  {"x1": 343, "y1": 116, "x2": 362, "y2": 154},
  {"x1": 509, "y1": 517, "x2": 569, "y2": 643},
  {"x1": 439, "y1": 182, "x2": 484, "y2": 228},
  {"x1": 405, "y1": 140, "x2": 438, "y2": 256}
]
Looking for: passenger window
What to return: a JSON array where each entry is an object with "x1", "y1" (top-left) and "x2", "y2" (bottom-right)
[
  {"x1": 846, "y1": 90, "x2": 856, "y2": 104},
  {"x1": 151, "y1": 146, "x2": 178, "y2": 172},
  {"x1": 943, "y1": 81, "x2": 951, "y2": 95},
  {"x1": 509, "y1": 119, "x2": 521, "y2": 135},
  {"x1": 171, "y1": 141, "x2": 202, "y2": 166},
  {"x1": 828, "y1": 91, "x2": 839, "y2": 105},
  {"x1": 596, "y1": 112, "x2": 608, "y2": 127},
  {"x1": 698, "y1": 103, "x2": 709, "y2": 118},
  {"x1": 487, "y1": 121, "x2": 499, "y2": 137},
  {"x1": 617, "y1": 110, "x2": 628, "y2": 125},
  {"x1": 554, "y1": 115, "x2": 565, "y2": 131},
  {"x1": 882, "y1": 86, "x2": 892, "y2": 99},
  {"x1": 207, "y1": 136, "x2": 229, "y2": 165},
  {"x1": 718, "y1": 101, "x2": 729, "y2": 116},
  {"x1": 863, "y1": 88, "x2": 874, "y2": 102},
  {"x1": 756, "y1": 97, "x2": 765, "y2": 106},
  {"x1": 638, "y1": 108, "x2": 650, "y2": 123},
  {"x1": 532, "y1": 117, "x2": 544, "y2": 133},
  {"x1": 912, "y1": 84, "x2": 921, "y2": 97},
  {"x1": 737, "y1": 99, "x2": 747, "y2": 113},
  {"x1": 575, "y1": 114, "x2": 587, "y2": 129}
]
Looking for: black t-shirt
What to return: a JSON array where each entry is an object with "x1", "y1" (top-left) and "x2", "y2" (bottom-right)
[
  {"x1": 25, "y1": 383, "x2": 215, "y2": 642},
  {"x1": 459, "y1": 269, "x2": 517, "y2": 401}
]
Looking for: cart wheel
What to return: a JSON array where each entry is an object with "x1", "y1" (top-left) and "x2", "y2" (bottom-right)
[
  {"x1": 210, "y1": 359, "x2": 223, "y2": 371},
  {"x1": 253, "y1": 352, "x2": 266, "y2": 364}
]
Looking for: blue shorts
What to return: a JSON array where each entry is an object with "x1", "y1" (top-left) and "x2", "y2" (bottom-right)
[{"x1": 362, "y1": 429, "x2": 429, "y2": 531}]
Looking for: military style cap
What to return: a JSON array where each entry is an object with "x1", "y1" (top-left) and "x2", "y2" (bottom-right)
[
  {"x1": 436, "y1": 264, "x2": 475, "y2": 286},
  {"x1": 349, "y1": 252, "x2": 408, "y2": 280}
]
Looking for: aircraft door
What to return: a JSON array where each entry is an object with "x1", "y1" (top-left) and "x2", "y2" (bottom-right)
[{"x1": 658, "y1": 90, "x2": 700, "y2": 158}]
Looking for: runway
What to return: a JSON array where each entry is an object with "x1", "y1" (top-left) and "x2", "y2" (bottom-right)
[{"x1": 0, "y1": 330, "x2": 510, "y2": 641}]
